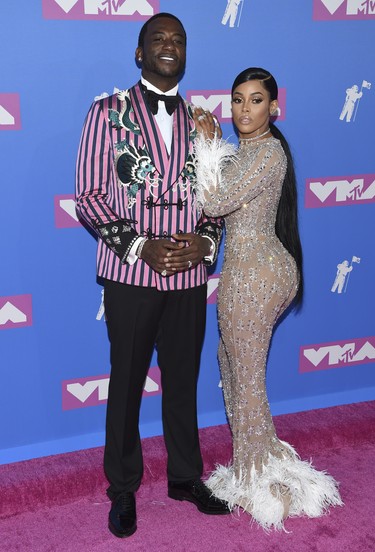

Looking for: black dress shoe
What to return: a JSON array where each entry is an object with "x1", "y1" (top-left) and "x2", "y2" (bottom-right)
[
  {"x1": 108, "y1": 491, "x2": 137, "y2": 538},
  {"x1": 168, "y1": 479, "x2": 230, "y2": 515}
]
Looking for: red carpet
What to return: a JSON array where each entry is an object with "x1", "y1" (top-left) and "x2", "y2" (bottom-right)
[{"x1": 1, "y1": 401, "x2": 374, "y2": 551}]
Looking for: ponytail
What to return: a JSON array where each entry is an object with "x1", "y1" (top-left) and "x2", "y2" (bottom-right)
[{"x1": 270, "y1": 122, "x2": 303, "y2": 306}]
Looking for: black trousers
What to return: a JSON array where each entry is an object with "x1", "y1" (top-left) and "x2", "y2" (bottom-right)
[{"x1": 103, "y1": 280, "x2": 207, "y2": 498}]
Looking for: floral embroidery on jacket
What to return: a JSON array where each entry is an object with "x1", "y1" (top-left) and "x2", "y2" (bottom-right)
[
  {"x1": 111, "y1": 94, "x2": 198, "y2": 208},
  {"x1": 116, "y1": 141, "x2": 153, "y2": 186},
  {"x1": 108, "y1": 89, "x2": 141, "y2": 134}
]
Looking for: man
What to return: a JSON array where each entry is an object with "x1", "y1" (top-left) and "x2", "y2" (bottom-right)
[{"x1": 76, "y1": 12, "x2": 228, "y2": 539}]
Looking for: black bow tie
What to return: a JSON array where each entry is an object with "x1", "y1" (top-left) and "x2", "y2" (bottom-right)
[{"x1": 142, "y1": 85, "x2": 180, "y2": 115}]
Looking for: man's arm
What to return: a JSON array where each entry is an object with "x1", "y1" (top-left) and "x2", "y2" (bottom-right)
[{"x1": 75, "y1": 100, "x2": 139, "y2": 263}]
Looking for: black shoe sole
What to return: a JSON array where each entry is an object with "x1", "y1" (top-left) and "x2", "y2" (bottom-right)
[
  {"x1": 168, "y1": 488, "x2": 230, "y2": 515},
  {"x1": 108, "y1": 521, "x2": 137, "y2": 538}
]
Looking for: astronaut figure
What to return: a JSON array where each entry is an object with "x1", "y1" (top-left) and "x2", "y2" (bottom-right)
[
  {"x1": 222, "y1": 0, "x2": 242, "y2": 28},
  {"x1": 339, "y1": 85, "x2": 363, "y2": 122},
  {"x1": 331, "y1": 260, "x2": 353, "y2": 293}
]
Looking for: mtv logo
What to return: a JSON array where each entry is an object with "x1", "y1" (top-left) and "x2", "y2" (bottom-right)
[
  {"x1": 299, "y1": 336, "x2": 375, "y2": 372},
  {"x1": 186, "y1": 88, "x2": 286, "y2": 124},
  {"x1": 62, "y1": 374, "x2": 109, "y2": 409},
  {"x1": 55, "y1": 194, "x2": 82, "y2": 228},
  {"x1": 313, "y1": 0, "x2": 375, "y2": 20},
  {"x1": 62, "y1": 366, "x2": 162, "y2": 410},
  {"x1": 0, "y1": 93, "x2": 21, "y2": 131},
  {"x1": 0, "y1": 295, "x2": 32, "y2": 330},
  {"x1": 305, "y1": 174, "x2": 375, "y2": 208},
  {"x1": 346, "y1": 0, "x2": 375, "y2": 15},
  {"x1": 187, "y1": 90, "x2": 232, "y2": 123},
  {"x1": 42, "y1": 0, "x2": 159, "y2": 21},
  {"x1": 207, "y1": 274, "x2": 220, "y2": 304}
]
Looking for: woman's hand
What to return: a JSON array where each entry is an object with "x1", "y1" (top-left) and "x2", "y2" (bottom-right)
[{"x1": 193, "y1": 107, "x2": 222, "y2": 140}]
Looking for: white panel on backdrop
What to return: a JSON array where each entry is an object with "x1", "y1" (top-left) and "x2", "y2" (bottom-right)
[
  {"x1": 0, "y1": 94, "x2": 21, "y2": 130},
  {"x1": 42, "y1": 0, "x2": 159, "y2": 19}
]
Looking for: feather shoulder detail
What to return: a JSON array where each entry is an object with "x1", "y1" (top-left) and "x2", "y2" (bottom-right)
[{"x1": 194, "y1": 134, "x2": 237, "y2": 213}]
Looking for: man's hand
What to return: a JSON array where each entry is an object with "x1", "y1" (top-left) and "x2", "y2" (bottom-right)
[
  {"x1": 141, "y1": 239, "x2": 184, "y2": 276},
  {"x1": 163, "y1": 233, "x2": 211, "y2": 273}
]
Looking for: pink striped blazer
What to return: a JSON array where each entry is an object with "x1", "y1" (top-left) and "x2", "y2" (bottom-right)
[{"x1": 76, "y1": 82, "x2": 222, "y2": 291}]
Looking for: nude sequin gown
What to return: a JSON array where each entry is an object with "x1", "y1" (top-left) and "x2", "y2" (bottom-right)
[{"x1": 196, "y1": 136, "x2": 342, "y2": 530}]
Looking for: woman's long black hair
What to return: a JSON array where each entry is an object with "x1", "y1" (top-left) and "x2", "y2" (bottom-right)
[{"x1": 232, "y1": 67, "x2": 303, "y2": 306}]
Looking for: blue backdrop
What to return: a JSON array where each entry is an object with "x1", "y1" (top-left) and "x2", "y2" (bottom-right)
[{"x1": 1, "y1": 0, "x2": 374, "y2": 464}]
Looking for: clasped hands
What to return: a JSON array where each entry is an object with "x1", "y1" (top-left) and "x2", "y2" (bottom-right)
[{"x1": 140, "y1": 234, "x2": 211, "y2": 277}]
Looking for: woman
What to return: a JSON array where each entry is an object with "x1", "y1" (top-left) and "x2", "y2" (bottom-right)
[{"x1": 193, "y1": 67, "x2": 342, "y2": 530}]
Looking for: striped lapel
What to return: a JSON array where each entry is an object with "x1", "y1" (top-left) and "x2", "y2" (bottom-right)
[
  {"x1": 129, "y1": 82, "x2": 191, "y2": 190},
  {"x1": 129, "y1": 82, "x2": 169, "y2": 177},
  {"x1": 166, "y1": 99, "x2": 190, "y2": 188}
]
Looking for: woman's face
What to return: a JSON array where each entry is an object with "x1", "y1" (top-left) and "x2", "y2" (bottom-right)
[{"x1": 231, "y1": 79, "x2": 278, "y2": 139}]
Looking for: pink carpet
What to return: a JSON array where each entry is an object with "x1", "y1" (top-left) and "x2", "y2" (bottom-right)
[{"x1": 1, "y1": 401, "x2": 374, "y2": 551}]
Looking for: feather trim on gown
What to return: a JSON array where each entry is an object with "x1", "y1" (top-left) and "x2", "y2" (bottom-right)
[{"x1": 206, "y1": 440, "x2": 343, "y2": 531}]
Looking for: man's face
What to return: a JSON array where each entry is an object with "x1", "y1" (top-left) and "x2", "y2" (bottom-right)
[{"x1": 136, "y1": 17, "x2": 186, "y2": 89}]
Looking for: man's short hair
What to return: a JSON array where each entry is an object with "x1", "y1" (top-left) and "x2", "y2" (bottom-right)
[{"x1": 138, "y1": 12, "x2": 186, "y2": 48}]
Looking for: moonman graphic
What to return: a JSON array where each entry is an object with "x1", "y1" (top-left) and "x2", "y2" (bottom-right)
[
  {"x1": 339, "y1": 85, "x2": 362, "y2": 122},
  {"x1": 331, "y1": 260, "x2": 353, "y2": 293},
  {"x1": 222, "y1": 0, "x2": 242, "y2": 28}
]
